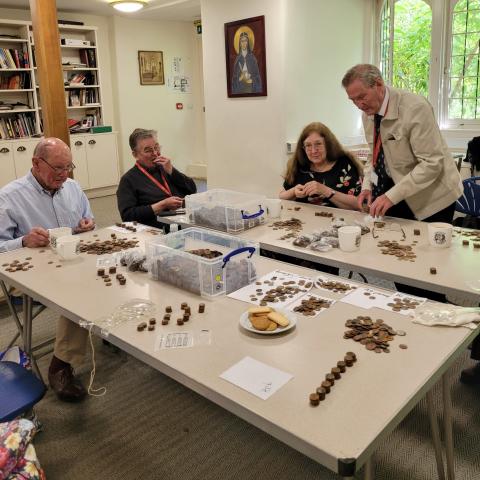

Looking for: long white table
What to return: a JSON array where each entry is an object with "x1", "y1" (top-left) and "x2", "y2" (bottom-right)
[
  {"x1": 0, "y1": 226, "x2": 477, "y2": 479},
  {"x1": 160, "y1": 200, "x2": 480, "y2": 301}
]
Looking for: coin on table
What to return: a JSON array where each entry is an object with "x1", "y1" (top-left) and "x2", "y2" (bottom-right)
[{"x1": 396, "y1": 330, "x2": 406, "y2": 336}]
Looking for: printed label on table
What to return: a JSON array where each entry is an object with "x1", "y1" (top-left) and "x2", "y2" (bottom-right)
[
  {"x1": 220, "y1": 356, "x2": 293, "y2": 400},
  {"x1": 227, "y1": 270, "x2": 314, "y2": 307},
  {"x1": 155, "y1": 332, "x2": 194, "y2": 350}
]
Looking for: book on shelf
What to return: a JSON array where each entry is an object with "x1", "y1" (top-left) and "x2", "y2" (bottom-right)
[{"x1": 0, "y1": 112, "x2": 35, "y2": 139}]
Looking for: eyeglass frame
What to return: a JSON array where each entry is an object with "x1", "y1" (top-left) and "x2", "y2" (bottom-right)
[
  {"x1": 136, "y1": 143, "x2": 162, "y2": 156},
  {"x1": 36, "y1": 156, "x2": 76, "y2": 174},
  {"x1": 302, "y1": 141, "x2": 325, "y2": 152}
]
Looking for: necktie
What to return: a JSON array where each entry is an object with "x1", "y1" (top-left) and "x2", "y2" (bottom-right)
[{"x1": 372, "y1": 114, "x2": 394, "y2": 199}]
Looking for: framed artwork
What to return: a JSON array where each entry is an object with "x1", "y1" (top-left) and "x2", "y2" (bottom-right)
[
  {"x1": 224, "y1": 15, "x2": 267, "y2": 97},
  {"x1": 138, "y1": 50, "x2": 164, "y2": 85}
]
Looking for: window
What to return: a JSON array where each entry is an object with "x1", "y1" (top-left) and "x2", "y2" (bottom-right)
[{"x1": 378, "y1": 0, "x2": 480, "y2": 127}]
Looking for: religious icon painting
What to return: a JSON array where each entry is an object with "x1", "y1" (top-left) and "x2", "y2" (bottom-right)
[{"x1": 224, "y1": 15, "x2": 267, "y2": 97}]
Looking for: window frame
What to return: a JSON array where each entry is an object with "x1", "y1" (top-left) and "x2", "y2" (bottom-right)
[{"x1": 376, "y1": 0, "x2": 480, "y2": 130}]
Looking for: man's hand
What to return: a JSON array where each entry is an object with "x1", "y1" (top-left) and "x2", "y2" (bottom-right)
[
  {"x1": 369, "y1": 194, "x2": 394, "y2": 218},
  {"x1": 74, "y1": 218, "x2": 95, "y2": 234},
  {"x1": 294, "y1": 184, "x2": 307, "y2": 198},
  {"x1": 152, "y1": 196, "x2": 184, "y2": 213},
  {"x1": 357, "y1": 190, "x2": 372, "y2": 211},
  {"x1": 22, "y1": 227, "x2": 49, "y2": 248},
  {"x1": 153, "y1": 155, "x2": 173, "y2": 175},
  {"x1": 303, "y1": 181, "x2": 331, "y2": 198}
]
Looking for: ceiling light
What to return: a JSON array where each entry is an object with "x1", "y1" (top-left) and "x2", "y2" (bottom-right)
[{"x1": 110, "y1": 1, "x2": 147, "y2": 13}]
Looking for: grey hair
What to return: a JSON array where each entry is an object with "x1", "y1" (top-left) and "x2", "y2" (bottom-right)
[
  {"x1": 33, "y1": 137, "x2": 69, "y2": 160},
  {"x1": 129, "y1": 128, "x2": 157, "y2": 151},
  {"x1": 341, "y1": 64, "x2": 384, "y2": 88}
]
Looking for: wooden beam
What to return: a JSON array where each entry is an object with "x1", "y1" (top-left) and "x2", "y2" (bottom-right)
[{"x1": 29, "y1": 0, "x2": 69, "y2": 146}]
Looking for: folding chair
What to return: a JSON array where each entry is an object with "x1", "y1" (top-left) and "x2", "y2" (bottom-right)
[{"x1": 456, "y1": 176, "x2": 480, "y2": 218}]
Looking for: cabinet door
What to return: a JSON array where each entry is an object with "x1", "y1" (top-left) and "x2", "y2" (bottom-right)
[
  {"x1": 85, "y1": 134, "x2": 119, "y2": 189},
  {"x1": 12, "y1": 140, "x2": 36, "y2": 178},
  {"x1": 0, "y1": 143, "x2": 16, "y2": 187},
  {"x1": 71, "y1": 136, "x2": 90, "y2": 189}
]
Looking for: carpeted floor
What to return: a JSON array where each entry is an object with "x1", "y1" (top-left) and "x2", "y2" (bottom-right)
[{"x1": 1, "y1": 195, "x2": 479, "y2": 480}]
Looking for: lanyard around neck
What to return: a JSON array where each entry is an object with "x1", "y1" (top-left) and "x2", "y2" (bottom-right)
[{"x1": 135, "y1": 162, "x2": 172, "y2": 197}]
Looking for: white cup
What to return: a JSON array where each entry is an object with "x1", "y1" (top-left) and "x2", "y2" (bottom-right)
[
  {"x1": 427, "y1": 222, "x2": 453, "y2": 248},
  {"x1": 56, "y1": 235, "x2": 80, "y2": 260},
  {"x1": 265, "y1": 199, "x2": 282, "y2": 218},
  {"x1": 338, "y1": 226, "x2": 362, "y2": 252},
  {"x1": 49, "y1": 227, "x2": 72, "y2": 252}
]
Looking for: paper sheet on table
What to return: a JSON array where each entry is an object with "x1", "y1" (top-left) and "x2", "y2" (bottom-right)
[
  {"x1": 375, "y1": 292, "x2": 427, "y2": 316},
  {"x1": 227, "y1": 269, "x2": 313, "y2": 307},
  {"x1": 286, "y1": 293, "x2": 336, "y2": 317},
  {"x1": 340, "y1": 287, "x2": 391, "y2": 309},
  {"x1": 220, "y1": 356, "x2": 293, "y2": 400}
]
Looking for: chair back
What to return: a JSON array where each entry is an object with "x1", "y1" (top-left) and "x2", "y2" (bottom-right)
[
  {"x1": 456, "y1": 176, "x2": 480, "y2": 217},
  {"x1": 0, "y1": 361, "x2": 46, "y2": 422}
]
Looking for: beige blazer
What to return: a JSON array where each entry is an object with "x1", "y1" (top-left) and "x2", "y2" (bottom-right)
[{"x1": 362, "y1": 87, "x2": 463, "y2": 220}]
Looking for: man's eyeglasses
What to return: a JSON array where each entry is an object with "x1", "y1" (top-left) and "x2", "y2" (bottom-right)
[
  {"x1": 38, "y1": 157, "x2": 76, "y2": 173},
  {"x1": 303, "y1": 142, "x2": 324, "y2": 152},
  {"x1": 140, "y1": 144, "x2": 162, "y2": 155}
]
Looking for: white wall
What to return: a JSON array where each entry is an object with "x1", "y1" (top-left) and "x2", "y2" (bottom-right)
[
  {"x1": 110, "y1": 16, "x2": 205, "y2": 175},
  {"x1": 201, "y1": 0, "x2": 287, "y2": 196},
  {"x1": 201, "y1": 0, "x2": 369, "y2": 197}
]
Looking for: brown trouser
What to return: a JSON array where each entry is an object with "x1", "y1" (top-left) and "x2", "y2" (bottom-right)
[{"x1": 54, "y1": 315, "x2": 89, "y2": 366}]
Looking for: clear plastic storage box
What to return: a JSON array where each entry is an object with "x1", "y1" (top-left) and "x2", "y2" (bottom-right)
[
  {"x1": 184, "y1": 189, "x2": 266, "y2": 233},
  {"x1": 146, "y1": 227, "x2": 258, "y2": 299}
]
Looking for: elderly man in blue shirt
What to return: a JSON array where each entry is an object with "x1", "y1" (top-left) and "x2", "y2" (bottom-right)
[{"x1": 0, "y1": 137, "x2": 95, "y2": 402}]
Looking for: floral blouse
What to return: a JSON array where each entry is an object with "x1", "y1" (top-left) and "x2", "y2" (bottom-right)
[{"x1": 283, "y1": 155, "x2": 362, "y2": 206}]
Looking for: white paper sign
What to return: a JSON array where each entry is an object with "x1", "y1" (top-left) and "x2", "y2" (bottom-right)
[
  {"x1": 340, "y1": 287, "x2": 391, "y2": 309},
  {"x1": 220, "y1": 356, "x2": 293, "y2": 400}
]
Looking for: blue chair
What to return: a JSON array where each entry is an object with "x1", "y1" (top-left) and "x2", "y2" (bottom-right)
[
  {"x1": 0, "y1": 361, "x2": 46, "y2": 422},
  {"x1": 456, "y1": 176, "x2": 480, "y2": 217}
]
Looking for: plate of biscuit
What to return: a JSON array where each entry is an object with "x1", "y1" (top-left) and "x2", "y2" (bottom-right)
[{"x1": 240, "y1": 306, "x2": 297, "y2": 335}]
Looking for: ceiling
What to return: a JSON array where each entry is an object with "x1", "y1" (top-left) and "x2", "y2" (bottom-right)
[{"x1": 0, "y1": 0, "x2": 201, "y2": 21}]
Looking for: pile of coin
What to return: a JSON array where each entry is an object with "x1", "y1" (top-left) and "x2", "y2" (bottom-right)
[
  {"x1": 293, "y1": 295, "x2": 333, "y2": 316},
  {"x1": 455, "y1": 228, "x2": 480, "y2": 242},
  {"x1": 115, "y1": 222, "x2": 137, "y2": 232},
  {"x1": 315, "y1": 278, "x2": 356, "y2": 293},
  {"x1": 387, "y1": 296, "x2": 421, "y2": 311},
  {"x1": 309, "y1": 352, "x2": 357, "y2": 406},
  {"x1": 79, "y1": 237, "x2": 139, "y2": 255},
  {"x1": 377, "y1": 240, "x2": 417, "y2": 262},
  {"x1": 186, "y1": 248, "x2": 223, "y2": 259},
  {"x1": 343, "y1": 316, "x2": 406, "y2": 353},
  {"x1": 2, "y1": 258, "x2": 34, "y2": 273},
  {"x1": 269, "y1": 218, "x2": 304, "y2": 234},
  {"x1": 314, "y1": 211, "x2": 333, "y2": 218}
]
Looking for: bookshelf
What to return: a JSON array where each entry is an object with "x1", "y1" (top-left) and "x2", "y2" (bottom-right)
[{"x1": 0, "y1": 19, "x2": 119, "y2": 195}]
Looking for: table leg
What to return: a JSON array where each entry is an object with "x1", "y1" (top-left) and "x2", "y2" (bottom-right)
[
  {"x1": 0, "y1": 280, "x2": 24, "y2": 341},
  {"x1": 426, "y1": 389, "x2": 446, "y2": 480},
  {"x1": 22, "y1": 294, "x2": 44, "y2": 383},
  {"x1": 442, "y1": 374, "x2": 455, "y2": 480},
  {"x1": 364, "y1": 457, "x2": 374, "y2": 480}
]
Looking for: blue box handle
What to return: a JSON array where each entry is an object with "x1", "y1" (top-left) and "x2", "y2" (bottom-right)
[
  {"x1": 222, "y1": 246, "x2": 255, "y2": 268},
  {"x1": 241, "y1": 205, "x2": 264, "y2": 220}
]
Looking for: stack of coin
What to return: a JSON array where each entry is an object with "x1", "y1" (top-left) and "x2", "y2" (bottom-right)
[
  {"x1": 79, "y1": 237, "x2": 139, "y2": 255},
  {"x1": 377, "y1": 240, "x2": 417, "y2": 262},
  {"x1": 293, "y1": 296, "x2": 332, "y2": 316},
  {"x1": 387, "y1": 296, "x2": 421, "y2": 312},
  {"x1": 315, "y1": 278, "x2": 356, "y2": 293}
]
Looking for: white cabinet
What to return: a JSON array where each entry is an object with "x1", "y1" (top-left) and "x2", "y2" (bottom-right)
[
  {"x1": 71, "y1": 132, "x2": 118, "y2": 190},
  {"x1": 0, "y1": 143, "x2": 16, "y2": 185},
  {"x1": 12, "y1": 139, "x2": 36, "y2": 178}
]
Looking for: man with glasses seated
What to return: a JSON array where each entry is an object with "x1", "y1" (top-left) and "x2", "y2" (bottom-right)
[
  {"x1": 116, "y1": 128, "x2": 197, "y2": 231},
  {"x1": 0, "y1": 137, "x2": 95, "y2": 402}
]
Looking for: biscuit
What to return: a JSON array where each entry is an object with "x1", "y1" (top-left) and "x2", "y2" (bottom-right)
[
  {"x1": 265, "y1": 321, "x2": 278, "y2": 331},
  {"x1": 250, "y1": 315, "x2": 271, "y2": 330},
  {"x1": 248, "y1": 306, "x2": 272, "y2": 315},
  {"x1": 267, "y1": 311, "x2": 290, "y2": 327}
]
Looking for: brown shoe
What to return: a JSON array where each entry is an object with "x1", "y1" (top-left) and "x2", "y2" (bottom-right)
[
  {"x1": 48, "y1": 364, "x2": 87, "y2": 402},
  {"x1": 460, "y1": 363, "x2": 480, "y2": 385}
]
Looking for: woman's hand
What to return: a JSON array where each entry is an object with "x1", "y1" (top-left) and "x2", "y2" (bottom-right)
[
  {"x1": 294, "y1": 184, "x2": 307, "y2": 198},
  {"x1": 303, "y1": 181, "x2": 331, "y2": 198}
]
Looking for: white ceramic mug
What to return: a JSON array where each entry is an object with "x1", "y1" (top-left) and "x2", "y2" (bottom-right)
[
  {"x1": 49, "y1": 227, "x2": 72, "y2": 252},
  {"x1": 265, "y1": 199, "x2": 282, "y2": 218},
  {"x1": 338, "y1": 226, "x2": 362, "y2": 252},
  {"x1": 56, "y1": 235, "x2": 80, "y2": 260},
  {"x1": 427, "y1": 222, "x2": 453, "y2": 248}
]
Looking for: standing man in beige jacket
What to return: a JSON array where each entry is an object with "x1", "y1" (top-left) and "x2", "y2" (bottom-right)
[{"x1": 342, "y1": 64, "x2": 462, "y2": 222}]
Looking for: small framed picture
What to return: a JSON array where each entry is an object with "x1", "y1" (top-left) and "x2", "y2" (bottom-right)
[
  {"x1": 224, "y1": 15, "x2": 267, "y2": 97},
  {"x1": 138, "y1": 50, "x2": 164, "y2": 85}
]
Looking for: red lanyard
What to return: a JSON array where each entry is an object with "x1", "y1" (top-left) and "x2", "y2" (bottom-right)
[
  {"x1": 372, "y1": 104, "x2": 388, "y2": 168},
  {"x1": 136, "y1": 162, "x2": 172, "y2": 197}
]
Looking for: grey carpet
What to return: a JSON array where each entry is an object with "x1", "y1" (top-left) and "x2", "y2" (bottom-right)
[{"x1": 1, "y1": 195, "x2": 479, "y2": 480}]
